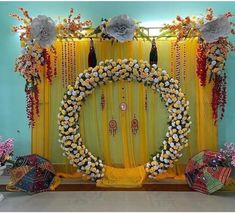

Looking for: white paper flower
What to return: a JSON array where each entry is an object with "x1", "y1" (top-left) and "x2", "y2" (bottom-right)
[
  {"x1": 104, "y1": 15, "x2": 137, "y2": 42},
  {"x1": 31, "y1": 15, "x2": 56, "y2": 48},
  {"x1": 200, "y1": 16, "x2": 231, "y2": 43}
]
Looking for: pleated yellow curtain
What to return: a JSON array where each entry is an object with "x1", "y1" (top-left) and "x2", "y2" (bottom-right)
[{"x1": 32, "y1": 38, "x2": 218, "y2": 178}]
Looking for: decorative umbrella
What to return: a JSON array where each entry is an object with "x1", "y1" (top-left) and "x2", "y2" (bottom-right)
[
  {"x1": 185, "y1": 150, "x2": 231, "y2": 194},
  {"x1": 9, "y1": 154, "x2": 56, "y2": 193}
]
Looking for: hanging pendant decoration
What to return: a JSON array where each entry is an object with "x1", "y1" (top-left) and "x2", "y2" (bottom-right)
[
  {"x1": 120, "y1": 102, "x2": 127, "y2": 111},
  {"x1": 145, "y1": 90, "x2": 148, "y2": 111},
  {"x1": 67, "y1": 42, "x2": 72, "y2": 85},
  {"x1": 175, "y1": 43, "x2": 181, "y2": 86},
  {"x1": 131, "y1": 114, "x2": 139, "y2": 135},
  {"x1": 170, "y1": 41, "x2": 174, "y2": 77},
  {"x1": 88, "y1": 38, "x2": 97, "y2": 68},
  {"x1": 73, "y1": 41, "x2": 77, "y2": 85},
  {"x1": 61, "y1": 41, "x2": 69, "y2": 87},
  {"x1": 182, "y1": 43, "x2": 186, "y2": 80},
  {"x1": 101, "y1": 91, "x2": 105, "y2": 111},
  {"x1": 120, "y1": 87, "x2": 127, "y2": 111},
  {"x1": 61, "y1": 42, "x2": 66, "y2": 87},
  {"x1": 149, "y1": 38, "x2": 158, "y2": 66},
  {"x1": 109, "y1": 118, "x2": 117, "y2": 136}
]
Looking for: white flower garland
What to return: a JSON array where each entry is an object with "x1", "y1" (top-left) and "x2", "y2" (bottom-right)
[{"x1": 58, "y1": 59, "x2": 191, "y2": 181}]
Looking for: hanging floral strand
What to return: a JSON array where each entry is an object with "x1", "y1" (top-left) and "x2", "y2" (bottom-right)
[
  {"x1": 196, "y1": 40, "x2": 207, "y2": 86},
  {"x1": 160, "y1": 8, "x2": 235, "y2": 124},
  {"x1": 43, "y1": 49, "x2": 53, "y2": 83},
  {"x1": 10, "y1": 8, "x2": 91, "y2": 127}
]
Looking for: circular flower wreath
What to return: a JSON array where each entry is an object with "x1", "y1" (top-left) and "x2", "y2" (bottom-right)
[{"x1": 58, "y1": 59, "x2": 191, "y2": 181}]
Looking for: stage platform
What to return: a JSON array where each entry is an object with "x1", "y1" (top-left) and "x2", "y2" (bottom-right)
[{"x1": 0, "y1": 175, "x2": 192, "y2": 191}]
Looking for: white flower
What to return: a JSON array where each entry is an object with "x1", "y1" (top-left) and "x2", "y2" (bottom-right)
[
  {"x1": 179, "y1": 134, "x2": 184, "y2": 139},
  {"x1": 162, "y1": 70, "x2": 167, "y2": 75},
  {"x1": 144, "y1": 68, "x2": 149, "y2": 73},
  {"x1": 200, "y1": 16, "x2": 231, "y2": 43},
  {"x1": 93, "y1": 72, "x2": 98, "y2": 77},
  {"x1": 177, "y1": 114, "x2": 183, "y2": 119},
  {"x1": 167, "y1": 98, "x2": 172, "y2": 103},
  {"x1": 99, "y1": 61, "x2": 104, "y2": 66},
  {"x1": 173, "y1": 134, "x2": 178, "y2": 139},
  {"x1": 154, "y1": 78, "x2": 159, "y2": 83},
  {"x1": 211, "y1": 60, "x2": 217, "y2": 66},
  {"x1": 80, "y1": 92, "x2": 85, "y2": 97},
  {"x1": 31, "y1": 15, "x2": 56, "y2": 48},
  {"x1": 104, "y1": 15, "x2": 137, "y2": 42},
  {"x1": 176, "y1": 125, "x2": 182, "y2": 130},
  {"x1": 165, "y1": 81, "x2": 170, "y2": 87}
]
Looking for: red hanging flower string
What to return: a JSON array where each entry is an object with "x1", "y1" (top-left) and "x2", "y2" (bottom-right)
[
  {"x1": 34, "y1": 86, "x2": 40, "y2": 117},
  {"x1": 212, "y1": 75, "x2": 225, "y2": 125},
  {"x1": 220, "y1": 74, "x2": 227, "y2": 120},
  {"x1": 196, "y1": 41, "x2": 207, "y2": 86},
  {"x1": 43, "y1": 49, "x2": 53, "y2": 83},
  {"x1": 26, "y1": 90, "x2": 35, "y2": 127},
  {"x1": 212, "y1": 76, "x2": 220, "y2": 124}
]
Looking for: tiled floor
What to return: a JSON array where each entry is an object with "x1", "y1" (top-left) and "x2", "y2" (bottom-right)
[{"x1": 0, "y1": 191, "x2": 235, "y2": 212}]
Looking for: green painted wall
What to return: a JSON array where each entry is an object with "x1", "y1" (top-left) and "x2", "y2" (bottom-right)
[{"x1": 0, "y1": 1, "x2": 235, "y2": 156}]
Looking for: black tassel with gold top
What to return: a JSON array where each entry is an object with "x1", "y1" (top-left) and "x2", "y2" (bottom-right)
[
  {"x1": 88, "y1": 38, "x2": 97, "y2": 68},
  {"x1": 149, "y1": 38, "x2": 158, "y2": 66}
]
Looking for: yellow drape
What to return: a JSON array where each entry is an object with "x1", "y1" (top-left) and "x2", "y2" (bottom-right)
[{"x1": 32, "y1": 38, "x2": 218, "y2": 180}]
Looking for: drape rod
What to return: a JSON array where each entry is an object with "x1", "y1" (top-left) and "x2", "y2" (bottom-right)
[{"x1": 56, "y1": 35, "x2": 197, "y2": 41}]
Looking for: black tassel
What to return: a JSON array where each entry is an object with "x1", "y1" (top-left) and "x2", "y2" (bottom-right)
[
  {"x1": 149, "y1": 38, "x2": 158, "y2": 66},
  {"x1": 88, "y1": 38, "x2": 97, "y2": 68}
]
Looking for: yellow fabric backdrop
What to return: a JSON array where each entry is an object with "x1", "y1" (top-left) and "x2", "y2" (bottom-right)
[{"x1": 32, "y1": 38, "x2": 218, "y2": 178}]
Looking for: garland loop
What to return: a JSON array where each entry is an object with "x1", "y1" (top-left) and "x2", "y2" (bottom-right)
[{"x1": 58, "y1": 59, "x2": 191, "y2": 181}]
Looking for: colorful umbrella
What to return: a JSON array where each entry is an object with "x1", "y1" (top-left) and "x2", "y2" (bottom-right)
[
  {"x1": 9, "y1": 154, "x2": 56, "y2": 193},
  {"x1": 185, "y1": 150, "x2": 231, "y2": 194}
]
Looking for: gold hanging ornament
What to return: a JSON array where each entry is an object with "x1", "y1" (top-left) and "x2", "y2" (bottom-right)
[
  {"x1": 120, "y1": 87, "x2": 127, "y2": 111},
  {"x1": 109, "y1": 117, "x2": 117, "y2": 136},
  {"x1": 101, "y1": 90, "x2": 105, "y2": 111},
  {"x1": 131, "y1": 114, "x2": 139, "y2": 135}
]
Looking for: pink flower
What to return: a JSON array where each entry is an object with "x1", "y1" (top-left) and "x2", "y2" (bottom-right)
[{"x1": 0, "y1": 137, "x2": 14, "y2": 162}]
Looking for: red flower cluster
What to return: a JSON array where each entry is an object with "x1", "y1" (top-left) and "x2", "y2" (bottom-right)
[
  {"x1": 212, "y1": 74, "x2": 227, "y2": 124},
  {"x1": 196, "y1": 41, "x2": 207, "y2": 86}
]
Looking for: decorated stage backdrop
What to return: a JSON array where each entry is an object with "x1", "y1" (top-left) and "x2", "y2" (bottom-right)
[
  {"x1": 10, "y1": 6, "x2": 235, "y2": 186},
  {"x1": 31, "y1": 38, "x2": 217, "y2": 178}
]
